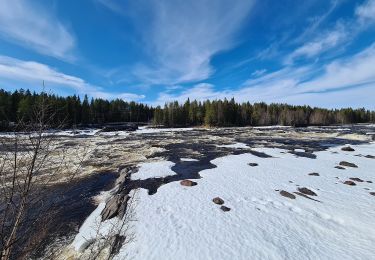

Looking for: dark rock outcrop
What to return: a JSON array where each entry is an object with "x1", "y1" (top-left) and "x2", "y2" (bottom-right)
[
  {"x1": 101, "y1": 194, "x2": 130, "y2": 221},
  {"x1": 220, "y1": 206, "x2": 231, "y2": 212},
  {"x1": 248, "y1": 163, "x2": 258, "y2": 167},
  {"x1": 344, "y1": 180, "x2": 356, "y2": 186},
  {"x1": 339, "y1": 161, "x2": 358, "y2": 168},
  {"x1": 279, "y1": 190, "x2": 296, "y2": 199},
  {"x1": 349, "y1": 177, "x2": 364, "y2": 182},
  {"x1": 308, "y1": 172, "x2": 320, "y2": 176},
  {"x1": 297, "y1": 187, "x2": 317, "y2": 196},
  {"x1": 341, "y1": 146, "x2": 355, "y2": 152},
  {"x1": 335, "y1": 166, "x2": 345, "y2": 170}
]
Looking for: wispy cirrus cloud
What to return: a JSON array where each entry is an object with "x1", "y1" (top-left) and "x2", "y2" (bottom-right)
[
  {"x1": 285, "y1": 25, "x2": 347, "y2": 64},
  {"x1": 0, "y1": 55, "x2": 144, "y2": 101},
  {"x1": 0, "y1": 0, "x2": 75, "y2": 60},
  {"x1": 155, "y1": 43, "x2": 375, "y2": 109},
  {"x1": 286, "y1": 0, "x2": 375, "y2": 65},
  {"x1": 99, "y1": 0, "x2": 254, "y2": 85}
]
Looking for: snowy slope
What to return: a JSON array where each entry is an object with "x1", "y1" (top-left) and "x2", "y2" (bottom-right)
[{"x1": 115, "y1": 143, "x2": 375, "y2": 260}]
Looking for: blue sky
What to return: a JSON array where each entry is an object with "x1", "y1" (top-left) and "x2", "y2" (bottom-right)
[{"x1": 0, "y1": 0, "x2": 374, "y2": 109}]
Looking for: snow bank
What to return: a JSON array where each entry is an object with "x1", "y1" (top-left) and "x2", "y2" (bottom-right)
[{"x1": 117, "y1": 143, "x2": 375, "y2": 260}]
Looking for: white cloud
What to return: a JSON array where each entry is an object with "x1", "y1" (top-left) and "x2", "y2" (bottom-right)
[
  {"x1": 299, "y1": 43, "x2": 375, "y2": 92},
  {"x1": 0, "y1": 0, "x2": 75, "y2": 60},
  {"x1": 155, "y1": 44, "x2": 375, "y2": 109},
  {"x1": 356, "y1": 0, "x2": 375, "y2": 22},
  {"x1": 100, "y1": 0, "x2": 254, "y2": 85},
  {"x1": 251, "y1": 69, "x2": 267, "y2": 77},
  {"x1": 0, "y1": 55, "x2": 144, "y2": 101},
  {"x1": 285, "y1": 26, "x2": 347, "y2": 64}
]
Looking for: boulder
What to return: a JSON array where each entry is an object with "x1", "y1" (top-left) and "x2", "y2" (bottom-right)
[
  {"x1": 341, "y1": 146, "x2": 355, "y2": 152},
  {"x1": 335, "y1": 166, "x2": 345, "y2": 170},
  {"x1": 370, "y1": 192, "x2": 375, "y2": 196},
  {"x1": 220, "y1": 206, "x2": 231, "y2": 212},
  {"x1": 308, "y1": 172, "x2": 320, "y2": 176},
  {"x1": 339, "y1": 161, "x2": 358, "y2": 168},
  {"x1": 344, "y1": 180, "x2": 356, "y2": 186},
  {"x1": 180, "y1": 180, "x2": 197, "y2": 187},
  {"x1": 212, "y1": 197, "x2": 224, "y2": 205},
  {"x1": 365, "y1": 155, "x2": 375, "y2": 159},
  {"x1": 298, "y1": 187, "x2": 317, "y2": 196},
  {"x1": 279, "y1": 190, "x2": 296, "y2": 199},
  {"x1": 248, "y1": 163, "x2": 258, "y2": 167}
]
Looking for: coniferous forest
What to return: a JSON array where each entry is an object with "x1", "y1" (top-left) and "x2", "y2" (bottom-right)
[{"x1": 0, "y1": 88, "x2": 374, "y2": 130}]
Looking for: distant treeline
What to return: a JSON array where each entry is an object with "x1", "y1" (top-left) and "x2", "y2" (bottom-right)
[
  {"x1": 153, "y1": 99, "x2": 375, "y2": 127},
  {"x1": 0, "y1": 89, "x2": 374, "y2": 130},
  {"x1": 0, "y1": 89, "x2": 153, "y2": 129}
]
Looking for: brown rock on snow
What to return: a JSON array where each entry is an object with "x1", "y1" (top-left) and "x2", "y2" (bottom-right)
[
  {"x1": 212, "y1": 197, "x2": 224, "y2": 205},
  {"x1": 339, "y1": 161, "x2": 358, "y2": 168},
  {"x1": 297, "y1": 187, "x2": 317, "y2": 196},
  {"x1": 279, "y1": 190, "x2": 296, "y2": 199},
  {"x1": 180, "y1": 179, "x2": 197, "y2": 186},
  {"x1": 344, "y1": 180, "x2": 356, "y2": 186}
]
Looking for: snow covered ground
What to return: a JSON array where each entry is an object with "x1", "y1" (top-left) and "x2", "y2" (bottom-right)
[{"x1": 114, "y1": 142, "x2": 375, "y2": 260}]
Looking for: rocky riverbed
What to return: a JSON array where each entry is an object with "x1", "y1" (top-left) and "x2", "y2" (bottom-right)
[{"x1": 1, "y1": 124, "x2": 375, "y2": 259}]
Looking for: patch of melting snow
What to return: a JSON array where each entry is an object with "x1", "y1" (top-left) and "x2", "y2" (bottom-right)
[
  {"x1": 217, "y1": 142, "x2": 249, "y2": 149},
  {"x1": 180, "y1": 158, "x2": 199, "y2": 162},
  {"x1": 131, "y1": 161, "x2": 176, "y2": 180},
  {"x1": 117, "y1": 142, "x2": 375, "y2": 260}
]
